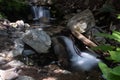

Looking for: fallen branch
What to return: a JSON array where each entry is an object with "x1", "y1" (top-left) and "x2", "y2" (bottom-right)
[
  {"x1": 72, "y1": 31, "x2": 97, "y2": 47},
  {"x1": 72, "y1": 31, "x2": 109, "y2": 56}
]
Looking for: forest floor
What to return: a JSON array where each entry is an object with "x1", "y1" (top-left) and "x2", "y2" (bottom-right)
[
  {"x1": 0, "y1": 22, "x2": 104, "y2": 80},
  {"x1": 0, "y1": 0, "x2": 120, "y2": 80}
]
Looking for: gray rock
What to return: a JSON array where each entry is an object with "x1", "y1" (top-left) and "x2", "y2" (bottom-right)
[
  {"x1": 11, "y1": 31, "x2": 24, "y2": 38},
  {"x1": 0, "y1": 30, "x2": 8, "y2": 36},
  {"x1": 22, "y1": 29, "x2": 51, "y2": 53},
  {"x1": 0, "y1": 57, "x2": 7, "y2": 65},
  {"x1": 5, "y1": 60, "x2": 24, "y2": 68},
  {"x1": 28, "y1": 0, "x2": 53, "y2": 5},
  {"x1": 16, "y1": 76, "x2": 35, "y2": 80},
  {"x1": 67, "y1": 9, "x2": 95, "y2": 33},
  {"x1": 16, "y1": 20, "x2": 24, "y2": 28},
  {"x1": 0, "y1": 68, "x2": 19, "y2": 80},
  {"x1": 11, "y1": 39, "x2": 24, "y2": 57},
  {"x1": 22, "y1": 49, "x2": 36, "y2": 56}
]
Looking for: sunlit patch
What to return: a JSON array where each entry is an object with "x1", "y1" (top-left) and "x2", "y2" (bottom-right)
[{"x1": 43, "y1": 77, "x2": 57, "y2": 80}]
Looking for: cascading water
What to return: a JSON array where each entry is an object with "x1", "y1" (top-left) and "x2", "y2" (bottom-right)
[
  {"x1": 38, "y1": 6, "x2": 51, "y2": 23},
  {"x1": 30, "y1": 4, "x2": 51, "y2": 27},
  {"x1": 31, "y1": 5, "x2": 38, "y2": 21}
]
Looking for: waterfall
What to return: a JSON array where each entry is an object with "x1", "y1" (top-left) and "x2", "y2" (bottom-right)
[
  {"x1": 31, "y1": 5, "x2": 39, "y2": 21},
  {"x1": 31, "y1": 5, "x2": 51, "y2": 26}
]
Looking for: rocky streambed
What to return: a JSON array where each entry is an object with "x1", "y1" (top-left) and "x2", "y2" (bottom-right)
[{"x1": 0, "y1": 9, "x2": 108, "y2": 80}]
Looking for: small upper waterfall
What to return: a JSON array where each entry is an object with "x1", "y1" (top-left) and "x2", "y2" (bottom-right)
[
  {"x1": 38, "y1": 6, "x2": 50, "y2": 23},
  {"x1": 29, "y1": 2, "x2": 51, "y2": 27},
  {"x1": 31, "y1": 5, "x2": 38, "y2": 21}
]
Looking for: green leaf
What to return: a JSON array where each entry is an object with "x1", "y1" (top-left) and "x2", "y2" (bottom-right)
[
  {"x1": 113, "y1": 31, "x2": 120, "y2": 36},
  {"x1": 109, "y1": 51, "x2": 120, "y2": 62},
  {"x1": 96, "y1": 31, "x2": 120, "y2": 42},
  {"x1": 117, "y1": 14, "x2": 120, "y2": 19},
  {"x1": 92, "y1": 45, "x2": 115, "y2": 52},
  {"x1": 96, "y1": 33, "x2": 115, "y2": 40},
  {"x1": 111, "y1": 66, "x2": 120, "y2": 76},
  {"x1": 116, "y1": 48, "x2": 120, "y2": 51},
  {"x1": 98, "y1": 62, "x2": 111, "y2": 78},
  {"x1": 107, "y1": 73, "x2": 120, "y2": 80},
  {"x1": 112, "y1": 31, "x2": 120, "y2": 42}
]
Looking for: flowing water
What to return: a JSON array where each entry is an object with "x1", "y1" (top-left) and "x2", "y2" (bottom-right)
[{"x1": 31, "y1": 5, "x2": 51, "y2": 27}]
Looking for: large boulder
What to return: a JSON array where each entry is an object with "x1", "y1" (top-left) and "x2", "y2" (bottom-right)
[
  {"x1": 67, "y1": 9, "x2": 95, "y2": 33},
  {"x1": 22, "y1": 29, "x2": 51, "y2": 53}
]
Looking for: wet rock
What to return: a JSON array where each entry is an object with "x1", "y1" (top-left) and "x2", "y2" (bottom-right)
[
  {"x1": 16, "y1": 76, "x2": 35, "y2": 80},
  {"x1": 16, "y1": 20, "x2": 24, "y2": 28},
  {"x1": 22, "y1": 49, "x2": 36, "y2": 56},
  {"x1": 4, "y1": 60, "x2": 24, "y2": 68},
  {"x1": 24, "y1": 23, "x2": 30, "y2": 28},
  {"x1": 9, "y1": 23, "x2": 18, "y2": 28},
  {"x1": 67, "y1": 9, "x2": 95, "y2": 33},
  {"x1": 9, "y1": 39, "x2": 25, "y2": 57},
  {"x1": 28, "y1": 0, "x2": 54, "y2": 5},
  {"x1": 10, "y1": 20, "x2": 24, "y2": 28},
  {"x1": 9, "y1": 20, "x2": 30, "y2": 32},
  {"x1": 22, "y1": 29, "x2": 51, "y2": 53},
  {"x1": 0, "y1": 57, "x2": 7, "y2": 65},
  {"x1": 0, "y1": 68, "x2": 20, "y2": 80},
  {"x1": 0, "y1": 19, "x2": 10, "y2": 25},
  {"x1": 0, "y1": 30, "x2": 8, "y2": 36},
  {"x1": 11, "y1": 31, "x2": 24, "y2": 38}
]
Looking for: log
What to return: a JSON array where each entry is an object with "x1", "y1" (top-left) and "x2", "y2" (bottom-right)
[
  {"x1": 71, "y1": 31, "x2": 110, "y2": 57},
  {"x1": 72, "y1": 31, "x2": 97, "y2": 47}
]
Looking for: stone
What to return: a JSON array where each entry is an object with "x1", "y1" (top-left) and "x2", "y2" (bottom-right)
[
  {"x1": 24, "y1": 23, "x2": 30, "y2": 28},
  {"x1": 22, "y1": 29, "x2": 51, "y2": 53},
  {"x1": 0, "y1": 30, "x2": 8, "y2": 36},
  {"x1": 67, "y1": 9, "x2": 95, "y2": 33},
  {"x1": 22, "y1": 49, "x2": 36, "y2": 56},
  {"x1": 0, "y1": 57, "x2": 7, "y2": 65},
  {"x1": 28, "y1": 0, "x2": 54, "y2": 5},
  {"x1": 4, "y1": 60, "x2": 24, "y2": 68},
  {"x1": 9, "y1": 39, "x2": 25, "y2": 57},
  {"x1": 0, "y1": 68, "x2": 20, "y2": 80},
  {"x1": 16, "y1": 76, "x2": 35, "y2": 80},
  {"x1": 9, "y1": 20, "x2": 29, "y2": 32},
  {"x1": 16, "y1": 20, "x2": 24, "y2": 28},
  {"x1": 9, "y1": 23, "x2": 18, "y2": 28}
]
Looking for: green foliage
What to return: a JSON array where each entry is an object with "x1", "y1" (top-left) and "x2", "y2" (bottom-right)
[
  {"x1": 92, "y1": 45, "x2": 115, "y2": 52},
  {"x1": 99, "y1": 62, "x2": 120, "y2": 80},
  {"x1": 117, "y1": 14, "x2": 120, "y2": 19},
  {"x1": 109, "y1": 51, "x2": 120, "y2": 62},
  {"x1": 0, "y1": 0, "x2": 27, "y2": 11},
  {"x1": 0, "y1": 12, "x2": 6, "y2": 18},
  {"x1": 97, "y1": 31, "x2": 120, "y2": 42},
  {"x1": 99, "y1": 4, "x2": 116, "y2": 13},
  {"x1": 95, "y1": 31, "x2": 120, "y2": 80},
  {"x1": 0, "y1": 0, "x2": 29, "y2": 21}
]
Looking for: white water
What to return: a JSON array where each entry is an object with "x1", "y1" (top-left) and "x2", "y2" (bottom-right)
[
  {"x1": 58, "y1": 36, "x2": 100, "y2": 71},
  {"x1": 31, "y1": 6, "x2": 50, "y2": 23}
]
